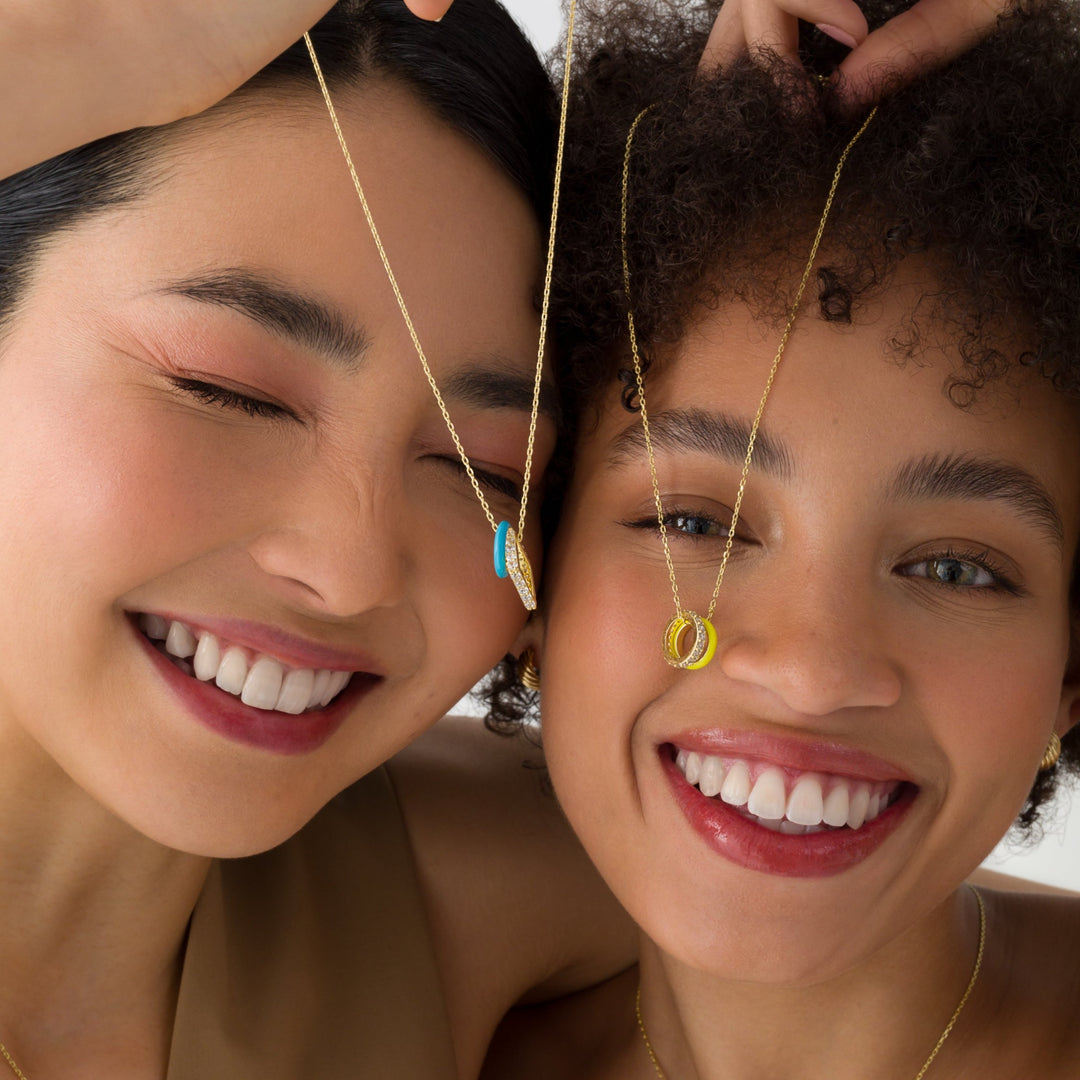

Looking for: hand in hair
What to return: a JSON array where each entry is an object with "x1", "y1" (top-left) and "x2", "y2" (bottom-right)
[
  {"x1": 0, "y1": 0, "x2": 453, "y2": 182},
  {"x1": 700, "y1": 0, "x2": 869, "y2": 72},
  {"x1": 836, "y1": 0, "x2": 1008, "y2": 103},
  {"x1": 700, "y1": 0, "x2": 1009, "y2": 106}
]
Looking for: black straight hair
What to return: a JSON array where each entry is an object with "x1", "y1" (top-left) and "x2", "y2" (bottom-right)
[{"x1": 0, "y1": 0, "x2": 556, "y2": 327}]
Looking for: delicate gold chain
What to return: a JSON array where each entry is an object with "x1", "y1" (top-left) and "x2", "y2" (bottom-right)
[
  {"x1": 303, "y1": 0, "x2": 576, "y2": 545},
  {"x1": 621, "y1": 106, "x2": 876, "y2": 658},
  {"x1": 912, "y1": 887, "x2": 987, "y2": 1080},
  {"x1": 0, "y1": 1042, "x2": 28, "y2": 1080},
  {"x1": 635, "y1": 885, "x2": 987, "y2": 1080},
  {"x1": 518, "y1": 1, "x2": 576, "y2": 539},
  {"x1": 621, "y1": 106, "x2": 682, "y2": 614},
  {"x1": 634, "y1": 985, "x2": 667, "y2": 1079}
]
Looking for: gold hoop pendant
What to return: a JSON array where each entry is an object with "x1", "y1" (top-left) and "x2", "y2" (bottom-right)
[
  {"x1": 663, "y1": 612, "x2": 717, "y2": 670},
  {"x1": 503, "y1": 527, "x2": 537, "y2": 611}
]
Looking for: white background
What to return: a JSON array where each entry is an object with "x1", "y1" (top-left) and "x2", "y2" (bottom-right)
[{"x1": 488, "y1": 0, "x2": 1080, "y2": 892}]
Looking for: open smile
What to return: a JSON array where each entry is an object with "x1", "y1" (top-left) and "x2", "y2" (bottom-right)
[
  {"x1": 132, "y1": 613, "x2": 382, "y2": 755},
  {"x1": 662, "y1": 742, "x2": 917, "y2": 877}
]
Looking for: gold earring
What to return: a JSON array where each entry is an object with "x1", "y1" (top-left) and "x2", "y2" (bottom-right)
[
  {"x1": 517, "y1": 648, "x2": 541, "y2": 691},
  {"x1": 1039, "y1": 732, "x2": 1062, "y2": 771}
]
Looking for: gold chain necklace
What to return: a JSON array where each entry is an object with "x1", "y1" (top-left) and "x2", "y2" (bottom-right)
[
  {"x1": 304, "y1": 0, "x2": 577, "y2": 611},
  {"x1": 621, "y1": 104, "x2": 876, "y2": 668},
  {"x1": 635, "y1": 885, "x2": 986, "y2": 1079},
  {"x1": 0, "y1": 1042, "x2": 27, "y2": 1080}
]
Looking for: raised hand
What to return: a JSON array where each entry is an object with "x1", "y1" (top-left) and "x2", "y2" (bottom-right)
[
  {"x1": 1, "y1": 0, "x2": 455, "y2": 180},
  {"x1": 699, "y1": 0, "x2": 1011, "y2": 107}
]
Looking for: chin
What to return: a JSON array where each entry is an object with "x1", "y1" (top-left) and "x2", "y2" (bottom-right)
[{"x1": 95, "y1": 769, "x2": 340, "y2": 859}]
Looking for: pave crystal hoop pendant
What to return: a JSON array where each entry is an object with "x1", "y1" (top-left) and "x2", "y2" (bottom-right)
[
  {"x1": 494, "y1": 521, "x2": 537, "y2": 609},
  {"x1": 621, "y1": 105, "x2": 877, "y2": 670},
  {"x1": 304, "y1": 2, "x2": 578, "y2": 613}
]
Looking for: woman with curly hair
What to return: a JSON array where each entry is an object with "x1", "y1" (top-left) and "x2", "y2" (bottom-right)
[
  {"x1": 483, "y1": 1, "x2": 1080, "y2": 1075},
  {"x1": 0, "y1": 0, "x2": 1025, "y2": 1074}
]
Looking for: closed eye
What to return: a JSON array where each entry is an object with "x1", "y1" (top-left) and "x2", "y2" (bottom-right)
[
  {"x1": 169, "y1": 377, "x2": 295, "y2": 421},
  {"x1": 437, "y1": 455, "x2": 522, "y2": 502}
]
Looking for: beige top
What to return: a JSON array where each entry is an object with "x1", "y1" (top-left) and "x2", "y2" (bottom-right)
[{"x1": 166, "y1": 767, "x2": 457, "y2": 1078}]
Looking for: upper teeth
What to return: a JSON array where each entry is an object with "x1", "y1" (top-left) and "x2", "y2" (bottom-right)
[
  {"x1": 674, "y1": 749, "x2": 898, "y2": 832},
  {"x1": 140, "y1": 614, "x2": 352, "y2": 714}
]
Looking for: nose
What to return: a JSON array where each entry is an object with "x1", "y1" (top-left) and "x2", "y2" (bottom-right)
[
  {"x1": 716, "y1": 572, "x2": 902, "y2": 716},
  {"x1": 246, "y1": 462, "x2": 406, "y2": 618}
]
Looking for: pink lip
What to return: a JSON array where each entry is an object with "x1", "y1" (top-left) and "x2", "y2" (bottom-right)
[
  {"x1": 140, "y1": 611, "x2": 385, "y2": 674},
  {"x1": 133, "y1": 620, "x2": 379, "y2": 755},
  {"x1": 661, "y1": 750, "x2": 915, "y2": 878},
  {"x1": 665, "y1": 728, "x2": 911, "y2": 784}
]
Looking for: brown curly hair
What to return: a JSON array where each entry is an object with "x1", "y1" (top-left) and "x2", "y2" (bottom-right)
[{"x1": 483, "y1": 0, "x2": 1080, "y2": 831}]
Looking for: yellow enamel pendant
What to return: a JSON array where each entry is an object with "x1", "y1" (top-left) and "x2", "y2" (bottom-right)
[{"x1": 663, "y1": 612, "x2": 717, "y2": 670}]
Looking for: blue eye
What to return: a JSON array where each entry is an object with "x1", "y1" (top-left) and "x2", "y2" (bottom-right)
[
  {"x1": 622, "y1": 507, "x2": 735, "y2": 540},
  {"x1": 170, "y1": 377, "x2": 291, "y2": 420},
  {"x1": 898, "y1": 547, "x2": 1020, "y2": 595},
  {"x1": 664, "y1": 512, "x2": 730, "y2": 538},
  {"x1": 912, "y1": 557, "x2": 994, "y2": 586}
]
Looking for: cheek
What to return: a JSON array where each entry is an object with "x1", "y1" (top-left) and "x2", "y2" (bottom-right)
[
  {"x1": 540, "y1": 512, "x2": 667, "y2": 868},
  {"x1": 0, "y1": 340, "x2": 253, "y2": 593},
  {"x1": 933, "y1": 633, "x2": 1067, "y2": 812},
  {"x1": 415, "y1": 522, "x2": 530, "y2": 688}
]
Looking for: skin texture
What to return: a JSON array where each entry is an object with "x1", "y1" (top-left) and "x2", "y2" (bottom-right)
[
  {"x1": 0, "y1": 84, "x2": 637, "y2": 1077},
  {"x1": 489, "y1": 265, "x2": 1080, "y2": 1077}
]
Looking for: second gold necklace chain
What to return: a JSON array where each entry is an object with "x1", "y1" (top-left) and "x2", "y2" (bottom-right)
[
  {"x1": 621, "y1": 104, "x2": 876, "y2": 668},
  {"x1": 304, "y1": 1, "x2": 578, "y2": 611},
  {"x1": 634, "y1": 884, "x2": 987, "y2": 1080}
]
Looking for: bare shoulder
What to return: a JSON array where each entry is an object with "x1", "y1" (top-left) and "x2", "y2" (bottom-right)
[
  {"x1": 386, "y1": 715, "x2": 636, "y2": 1077},
  {"x1": 480, "y1": 966, "x2": 640, "y2": 1080},
  {"x1": 970, "y1": 888, "x2": 1080, "y2": 1075},
  {"x1": 968, "y1": 866, "x2": 1079, "y2": 897}
]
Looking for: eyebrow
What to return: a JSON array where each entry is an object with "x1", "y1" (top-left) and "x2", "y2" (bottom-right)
[
  {"x1": 158, "y1": 268, "x2": 370, "y2": 368},
  {"x1": 887, "y1": 453, "x2": 1065, "y2": 548},
  {"x1": 442, "y1": 365, "x2": 560, "y2": 423},
  {"x1": 607, "y1": 407, "x2": 794, "y2": 478}
]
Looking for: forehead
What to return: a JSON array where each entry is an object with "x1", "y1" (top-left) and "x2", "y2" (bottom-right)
[
  {"x1": 27, "y1": 81, "x2": 542, "y2": 363},
  {"x1": 585, "y1": 269, "x2": 1080, "y2": 535}
]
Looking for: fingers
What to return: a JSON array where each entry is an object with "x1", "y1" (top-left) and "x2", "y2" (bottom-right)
[
  {"x1": 401, "y1": 0, "x2": 454, "y2": 19},
  {"x1": 700, "y1": 0, "x2": 867, "y2": 73},
  {"x1": 836, "y1": 0, "x2": 1006, "y2": 106}
]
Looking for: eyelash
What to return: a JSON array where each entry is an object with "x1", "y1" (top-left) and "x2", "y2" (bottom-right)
[
  {"x1": 440, "y1": 456, "x2": 522, "y2": 502},
  {"x1": 624, "y1": 513, "x2": 1023, "y2": 596},
  {"x1": 170, "y1": 377, "x2": 293, "y2": 420},
  {"x1": 622, "y1": 507, "x2": 736, "y2": 541}
]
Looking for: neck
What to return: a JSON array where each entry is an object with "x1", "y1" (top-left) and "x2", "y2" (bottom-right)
[
  {"x1": 634, "y1": 887, "x2": 984, "y2": 1080},
  {"x1": 0, "y1": 719, "x2": 210, "y2": 1074}
]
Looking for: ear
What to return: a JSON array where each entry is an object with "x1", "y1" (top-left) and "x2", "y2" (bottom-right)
[
  {"x1": 1056, "y1": 611, "x2": 1080, "y2": 736},
  {"x1": 1055, "y1": 674, "x2": 1080, "y2": 738},
  {"x1": 509, "y1": 611, "x2": 546, "y2": 667}
]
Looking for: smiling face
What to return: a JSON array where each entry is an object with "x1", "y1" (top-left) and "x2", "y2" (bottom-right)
[
  {"x1": 0, "y1": 81, "x2": 552, "y2": 856},
  {"x1": 539, "y1": 267, "x2": 1080, "y2": 984}
]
